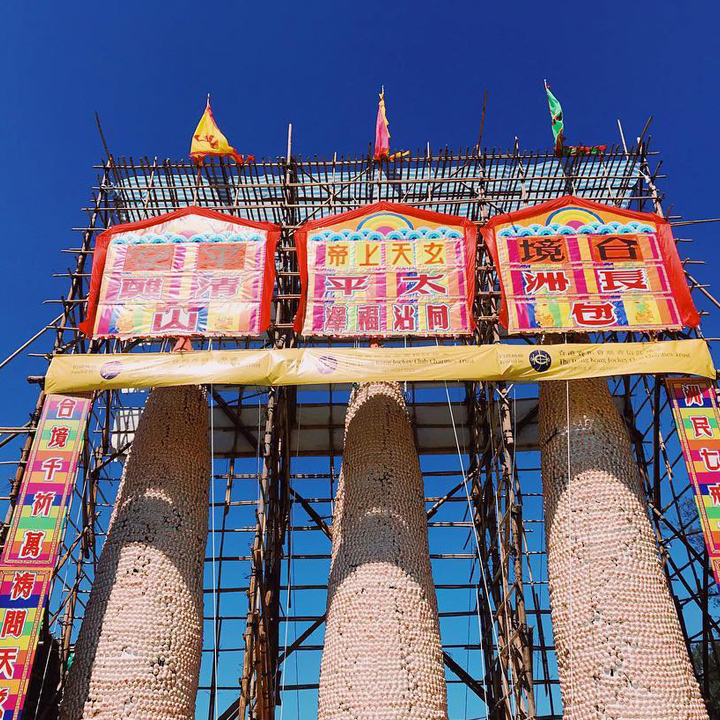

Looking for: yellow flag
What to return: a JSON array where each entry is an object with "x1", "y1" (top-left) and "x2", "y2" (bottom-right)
[{"x1": 190, "y1": 97, "x2": 253, "y2": 164}]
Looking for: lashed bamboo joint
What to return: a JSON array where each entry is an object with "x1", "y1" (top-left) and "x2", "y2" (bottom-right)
[
  {"x1": 59, "y1": 385, "x2": 210, "y2": 720},
  {"x1": 539, "y1": 378, "x2": 708, "y2": 719},
  {"x1": 318, "y1": 382, "x2": 448, "y2": 720}
]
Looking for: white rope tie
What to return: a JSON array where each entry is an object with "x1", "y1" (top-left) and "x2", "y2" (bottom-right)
[{"x1": 209, "y1": 383, "x2": 219, "y2": 720}]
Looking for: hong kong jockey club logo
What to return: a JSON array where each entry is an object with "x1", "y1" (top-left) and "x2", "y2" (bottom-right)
[
  {"x1": 529, "y1": 350, "x2": 552, "y2": 373},
  {"x1": 100, "y1": 361, "x2": 123, "y2": 380},
  {"x1": 315, "y1": 355, "x2": 338, "y2": 375}
]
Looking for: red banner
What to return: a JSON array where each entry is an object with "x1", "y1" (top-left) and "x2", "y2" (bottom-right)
[
  {"x1": 666, "y1": 378, "x2": 720, "y2": 587},
  {"x1": 80, "y1": 207, "x2": 280, "y2": 339},
  {"x1": 294, "y1": 202, "x2": 477, "y2": 337},
  {"x1": 0, "y1": 394, "x2": 90, "y2": 719},
  {"x1": 482, "y1": 196, "x2": 699, "y2": 334}
]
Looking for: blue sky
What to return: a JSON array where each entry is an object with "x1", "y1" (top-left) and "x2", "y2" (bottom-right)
[
  {"x1": 0, "y1": 1, "x2": 717, "y2": 718},
  {"x1": 1, "y1": 0, "x2": 718, "y2": 398}
]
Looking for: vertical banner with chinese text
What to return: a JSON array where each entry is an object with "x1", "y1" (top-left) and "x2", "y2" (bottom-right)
[
  {"x1": 80, "y1": 207, "x2": 280, "y2": 339},
  {"x1": 482, "y1": 195, "x2": 699, "y2": 334},
  {"x1": 0, "y1": 394, "x2": 90, "y2": 719},
  {"x1": 293, "y1": 201, "x2": 477, "y2": 337},
  {"x1": 665, "y1": 378, "x2": 720, "y2": 587}
]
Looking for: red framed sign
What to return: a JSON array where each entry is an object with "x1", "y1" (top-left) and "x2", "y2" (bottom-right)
[
  {"x1": 294, "y1": 201, "x2": 477, "y2": 337},
  {"x1": 482, "y1": 196, "x2": 699, "y2": 334},
  {"x1": 80, "y1": 207, "x2": 280, "y2": 339}
]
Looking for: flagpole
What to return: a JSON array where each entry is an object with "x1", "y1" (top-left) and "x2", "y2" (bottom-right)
[
  {"x1": 191, "y1": 162, "x2": 202, "y2": 205},
  {"x1": 475, "y1": 89, "x2": 488, "y2": 156},
  {"x1": 192, "y1": 94, "x2": 210, "y2": 204}
]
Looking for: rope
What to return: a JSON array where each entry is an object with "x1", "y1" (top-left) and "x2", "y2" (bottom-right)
[
  {"x1": 209, "y1": 384, "x2": 219, "y2": 720},
  {"x1": 293, "y1": 404, "x2": 304, "y2": 714},
  {"x1": 279, "y1": 401, "x2": 302, "y2": 719},
  {"x1": 441, "y1": 377, "x2": 492, "y2": 719},
  {"x1": 565, "y1": 378, "x2": 575, "y2": 714},
  {"x1": 257, "y1": 390, "x2": 262, "y2": 506},
  {"x1": 484, "y1": 383, "x2": 517, "y2": 710},
  {"x1": 463, "y1": 578, "x2": 472, "y2": 718},
  {"x1": 278, "y1": 500, "x2": 292, "y2": 720}
]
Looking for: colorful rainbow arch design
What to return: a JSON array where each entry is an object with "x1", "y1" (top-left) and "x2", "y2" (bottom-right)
[
  {"x1": 356, "y1": 211, "x2": 416, "y2": 234},
  {"x1": 545, "y1": 205, "x2": 605, "y2": 229}
]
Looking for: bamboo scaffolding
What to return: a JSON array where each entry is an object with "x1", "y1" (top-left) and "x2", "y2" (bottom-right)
[{"x1": 0, "y1": 141, "x2": 715, "y2": 720}]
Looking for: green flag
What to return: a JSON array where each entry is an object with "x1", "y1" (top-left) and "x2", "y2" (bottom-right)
[{"x1": 544, "y1": 80, "x2": 564, "y2": 153}]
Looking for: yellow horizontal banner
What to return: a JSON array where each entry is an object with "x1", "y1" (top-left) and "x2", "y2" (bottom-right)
[{"x1": 44, "y1": 339, "x2": 714, "y2": 393}]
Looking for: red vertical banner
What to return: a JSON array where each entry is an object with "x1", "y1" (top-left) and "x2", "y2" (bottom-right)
[
  {"x1": 665, "y1": 378, "x2": 720, "y2": 587},
  {"x1": 0, "y1": 394, "x2": 90, "y2": 719}
]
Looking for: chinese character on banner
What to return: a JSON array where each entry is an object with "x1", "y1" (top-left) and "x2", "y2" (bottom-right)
[
  {"x1": 197, "y1": 244, "x2": 246, "y2": 270},
  {"x1": 358, "y1": 244, "x2": 381, "y2": 267},
  {"x1": 596, "y1": 268, "x2": 649, "y2": 292},
  {"x1": 666, "y1": 378, "x2": 720, "y2": 589},
  {"x1": 124, "y1": 244, "x2": 174, "y2": 271},
  {"x1": 519, "y1": 237, "x2": 566, "y2": 263},
  {"x1": 390, "y1": 242, "x2": 414, "y2": 266},
  {"x1": 56, "y1": 397, "x2": 77, "y2": 419},
  {"x1": 3, "y1": 394, "x2": 90, "y2": 570},
  {"x1": 324, "y1": 306, "x2": 348, "y2": 333},
  {"x1": 392, "y1": 304, "x2": 417, "y2": 332},
  {"x1": 427, "y1": 305, "x2": 450, "y2": 331},
  {"x1": 357, "y1": 305, "x2": 380, "y2": 333},
  {"x1": 0, "y1": 398, "x2": 90, "y2": 720},
  {"x1": 683, "y1": 383, "x2": 705, "y2": 407},
  {"x1": 151, "y1": 308, "x2": 200, "y2": 334},
  {"x1": 18, "y1": 531, "x2": 45, "y2": 560},
  {"x1": 117, "y1": 277, "x2": 165, "y2": 301},
  {"x1": 327, "y1": 245, "x2": 349, "y2": 267},
  {"x1": 421, "y1": 242, "x2": 446, "y2": 265},
  {"x1": 0, "y1": 648, "x2": 18, "y2": 680},
  {"x1": 191, "y1": 277, "x2": 241, "y2": 300},
  {"x1": 570, "y1": 301, "x2": 617, "y2": 327},
  {"x1": 293, "y1": 201, "x2": 477, "y2": 338},
  {"x1": 325, "y1": 276, "x2": 370, "y2": 297},
  {"x1": 522, "y1": 270, "x2": 570, "y2": 294},
  {"x1": 483, "y1": 195, "x2": 699, "y2": 334},
  {"x1": 593, "y1": 236, "x2": 640, "y2": 262},
  {"x1": 47, "y1": 426, "x2": 70, "y2": 449},
  {"x1": 40, "y1": 457, "x2": 64, "y2": 482},
  {"x1": 30, "y1": 492, "x2": 56, "y2": 518},
  {"x1": 0, "y1": 567, "x2": 52, "y2": 719},
  {"x1": 10, "y1": 572, "x2": 36, "y2": 601},
  {"x1": 0, "y1": 610, "x2": 26, "y2": 639},
  {"x1": 80, "y1": 208, "x2": 281, "y2": 339},
  {"x1": 398, "y1": 273, "x2": 447, "y2": 296},
  {"x1": 700, "y1": 448, "x2": 720, "y2": 472},
  {"x1": 689, "y1": 416, "x2": 714, "y2": 439},
  {"x1": 709, "y1": 485, "x2": 720, "y2": 506}
]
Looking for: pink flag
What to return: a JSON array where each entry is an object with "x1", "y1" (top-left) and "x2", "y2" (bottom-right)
[{"x1": 374, "y1": 87, "x2": 390, "y2": 159}]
